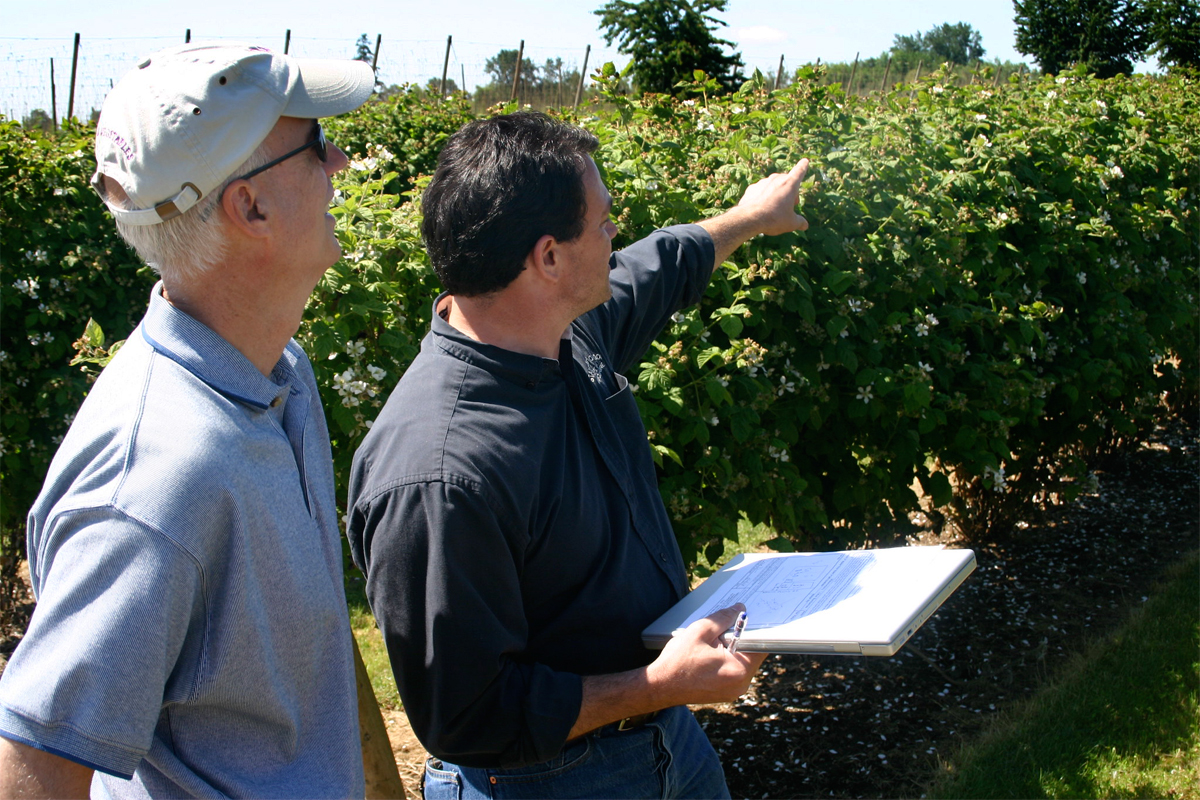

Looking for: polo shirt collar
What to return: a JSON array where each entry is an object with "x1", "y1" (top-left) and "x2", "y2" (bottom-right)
[
  {"x1": 140, "y1": 282, "x2": 293, "y2": 410},
  {"x1": 429, "y1": 292, "x2": 563, "y2": 388}
]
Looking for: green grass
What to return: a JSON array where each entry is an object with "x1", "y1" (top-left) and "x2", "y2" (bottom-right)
[
  {"x1": 345, "y1": 566, "x2": 402, "y2": 711},
  {"x1": 926, "y1": 550, "x2": 1200, "y2": 800},
  {"x1": 351, "y1": 603, "x2": 402, "y2": 710}
]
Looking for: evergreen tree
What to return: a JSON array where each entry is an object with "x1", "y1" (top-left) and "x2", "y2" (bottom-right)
[
  {"x1": 594, "y1": 0, "x2": 745, "y2": 94},
  {"x1": 354, "y1": 34, "x2": 374, "y2": 64},
  {"x1": 1013, "y1": 0, "x2": 1149, "y2": 77}
]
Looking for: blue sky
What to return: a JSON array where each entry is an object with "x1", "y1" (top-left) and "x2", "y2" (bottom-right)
[{"x1": 2, "y1": 0, "x2": 1034, "y2": 120}]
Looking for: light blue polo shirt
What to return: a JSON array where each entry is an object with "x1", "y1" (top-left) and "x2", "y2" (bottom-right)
[{"x1": 0, "y1": 284, "x2": 365, "y2": 798}]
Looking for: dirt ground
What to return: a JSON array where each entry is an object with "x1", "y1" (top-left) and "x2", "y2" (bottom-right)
[{"x1": 375, "y1": 414, "x2": 1198, "y2": 799}]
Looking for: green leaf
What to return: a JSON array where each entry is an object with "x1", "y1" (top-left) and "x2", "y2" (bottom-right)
[
  {"x1": 705, "y1": 378, "x2": 732, "y2": 406},
  {"x1": 82, "y1": 318, "x2": 104, "y2": 347},
  {"x1": 696, "y1": 347, "x2": 724, "y2": 368},
  {"x1": 823, "y1": 270, "x2": 856, "y2": 296},
  {"x1": 921, "y1": 471, "x2": 953, "y2": 507},
  {"x1": 719, "y1": 315, "x2": 744, "y2": 338},
  {"x1": 653, "y1": 444, "x2": 683, "y2": 467}
]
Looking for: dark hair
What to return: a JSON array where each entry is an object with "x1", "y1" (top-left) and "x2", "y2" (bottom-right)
[{"x1": 421, "y1": 112, "x2": 600, "y2": 296}]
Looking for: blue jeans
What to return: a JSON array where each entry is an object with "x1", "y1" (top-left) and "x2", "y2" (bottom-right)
[{"x1": 422, "y1": 705, "x2": 730, "y2": 799}]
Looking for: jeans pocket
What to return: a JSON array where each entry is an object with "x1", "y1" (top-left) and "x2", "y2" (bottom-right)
[
  {"x1": 424, "y1": 757, "x2": 462, "y2": 800},
  {"x1": 488, "y1": 736, "x2": 594, "y2": 788}
]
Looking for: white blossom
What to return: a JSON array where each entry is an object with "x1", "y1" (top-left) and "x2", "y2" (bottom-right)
[
  {"x1": 12, "y1": 278, "x2": 39, "y2": 299},
  {"x1": 984, "y1": 464, "x2": 1007, "y2": 492},
  {"x1": 855, "y1": 385, "x2": 874, "y2": 403}
]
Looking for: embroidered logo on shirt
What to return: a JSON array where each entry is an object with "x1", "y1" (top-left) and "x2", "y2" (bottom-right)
[{"x1": 583, "y1": 353, "x2": 606, "y2": 385}]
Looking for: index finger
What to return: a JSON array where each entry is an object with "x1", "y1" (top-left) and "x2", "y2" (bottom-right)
[
  {"x1": 688, "y1": 604, "x2": 746, "y2": 640},
  {"x1": 788, "y1": 158, "x2": 810, "y2": 181}
]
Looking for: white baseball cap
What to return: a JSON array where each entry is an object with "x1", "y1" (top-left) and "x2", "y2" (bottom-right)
[{"x1": 92, "y1": 42, "x2": 375, "y2": 226}]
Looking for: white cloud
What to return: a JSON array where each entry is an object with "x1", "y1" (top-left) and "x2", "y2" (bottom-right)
[{"x1": 733, "y1": 26, "x2": 789, "y2": 44}]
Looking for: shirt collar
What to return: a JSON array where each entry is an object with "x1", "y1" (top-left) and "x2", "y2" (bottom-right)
[
  {"x1": 429, "y1": 292, "x2": 563, "y2": 387},
  {"x1": 140, "y1": 281, "x2": 294, "y2": 410}
]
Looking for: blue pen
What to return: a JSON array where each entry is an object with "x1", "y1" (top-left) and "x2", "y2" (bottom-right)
[{"x1": 727, "y1": 610, "x2": 748, "y2": 654}]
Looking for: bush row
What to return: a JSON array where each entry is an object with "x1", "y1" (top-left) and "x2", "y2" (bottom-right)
[{"x1": 2, "y1": 67, "x2": 1196, "y2": 573}]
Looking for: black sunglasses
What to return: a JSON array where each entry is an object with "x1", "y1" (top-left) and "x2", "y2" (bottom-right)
[{"x1": 228, "y1": 123, "x2": 328, "y2": 187}]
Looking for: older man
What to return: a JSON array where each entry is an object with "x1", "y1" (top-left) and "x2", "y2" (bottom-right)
[
  {"x1": 348, "y1": 112, "x2": 810, "y2": 798},
  {"x1": 0, "y1": 43, "x2": 375, "y2": 797}
]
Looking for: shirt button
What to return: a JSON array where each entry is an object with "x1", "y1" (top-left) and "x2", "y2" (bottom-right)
[
  {"x1": 526, "y1": 381, "x2": 536, "y2": 390},
  {"x1": 660, "y1": 552, "x2": 668, "y2": 561}
]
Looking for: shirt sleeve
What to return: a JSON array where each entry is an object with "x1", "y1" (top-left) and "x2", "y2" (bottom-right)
[
  {"x1": 586, "y1": 223, "x2": 717, "y2": 375},
  {"x1": 0, "y1": 507, "x2": 204, "y2": 779},
  {"x1": 349, "y1": 478, "x2": 583, "y2": 769}
]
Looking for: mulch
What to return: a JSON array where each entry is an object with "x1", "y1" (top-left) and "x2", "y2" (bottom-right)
[{"x1": 697, "y1": 413, "x2": 1198, "y2": 798}]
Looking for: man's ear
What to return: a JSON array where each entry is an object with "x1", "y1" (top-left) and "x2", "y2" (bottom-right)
[
  {"x1": 527, "y1": 234, "x2": 562, "y2": 283},
  {"x1": 219, "y1": 180, "x2": 271, "y2": 239}
]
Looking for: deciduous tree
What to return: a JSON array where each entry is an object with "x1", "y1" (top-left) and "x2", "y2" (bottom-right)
[
  {"x1": 1013, "y1": 0, "x2": 1149, "y2": 77},
  {"x1": 484, "y1": 49, "x2": 540, "y2": 90},
  {"x1": 1145, "y1": 0, "x2": 1200, "y2": 68},
  {"x1": 892, "y1": 22, "x2": 986, "y2": 65},
  {"x1": 594, "y1": 0, "x2": 744, "y2": 94}
]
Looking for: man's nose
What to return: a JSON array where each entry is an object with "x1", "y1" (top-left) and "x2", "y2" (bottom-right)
[{"x1": 325, "y1": 142, "x2": 350, "y2": 175}]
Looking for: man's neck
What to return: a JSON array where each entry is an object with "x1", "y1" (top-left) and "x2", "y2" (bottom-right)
[
  {"x1": 163, "y1": 271, "x2": 309, "y2": 378},
  {"x1": 443, "y1": 294, "x2": 568, "y2": 360}
]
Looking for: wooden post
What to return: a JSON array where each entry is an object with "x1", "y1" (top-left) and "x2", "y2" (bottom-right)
[
  {"x1": 846, "y1": 52, "x2": 859, "y2": 95},
  {"x1": 774, "y1": 53, "x2": 784, "y2": 90},
  {"x1": 879, "y1": 54, "x2": 892, "y2": 93},
  {"x1": 510, "y1": 40, "x2": 524, "y2": 103},
  {"x1": 185, "y1": 28, "x2": 191, "y2": 44},
  {"x1": 372, "y1": 34, "x2": 382, "y2": 75},
  {"x1": 439, "y1": 35, "x2": 452, "y2": 100},
  {"x1": 573, "y1": 44, "x2": 590, "y2": 108},
  {"x1": 284, "y1": 29, "x2": 291, "y2": 55},
  {"x1": 50, "y1": 58, "x2": 57, "y2": 132},
  {"x1": 353, "y1": 638, "x2": 406, "y2": 800},
  {"x1": 910, "y1": 59, "x2": 923, "y2": 99},
  {"x1": 461, "y1": 63, "x2": 466, "y2": 96},
  {"x1": 67, "y1": 33, "x2": 80, "y2": 123},
  {"x1": 994, "y1": 63, "x2": 1003, "y2": 86}
]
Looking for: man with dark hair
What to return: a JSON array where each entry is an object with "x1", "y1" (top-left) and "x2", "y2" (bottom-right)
[{"x1": 348, "y1": 111, "x2": 810, "y2": 798}]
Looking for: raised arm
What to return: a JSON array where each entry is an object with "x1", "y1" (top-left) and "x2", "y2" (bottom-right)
[{"x1": 697, "y1": 159, "x2": 811, "y2": 269}]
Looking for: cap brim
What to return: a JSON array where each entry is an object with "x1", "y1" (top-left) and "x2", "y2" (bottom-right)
[{"x1": 284, "y1": 59, "x2": 376, "y2": 118}]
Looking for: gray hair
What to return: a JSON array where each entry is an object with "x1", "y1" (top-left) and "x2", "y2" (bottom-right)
[{"x1": 111, "y1": 142, "x2": 272, "y2": 283}]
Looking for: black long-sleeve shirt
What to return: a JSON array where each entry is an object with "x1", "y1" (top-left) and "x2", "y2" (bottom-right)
[{"x1": 346, "y1": 224, "x2": 715, "y2": 769}]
